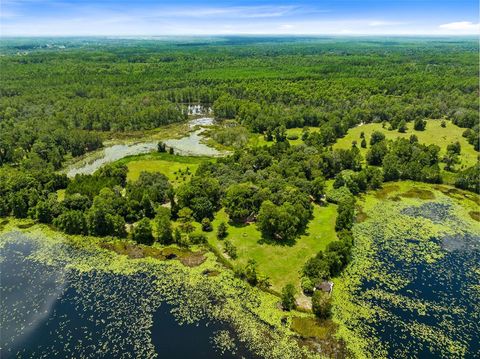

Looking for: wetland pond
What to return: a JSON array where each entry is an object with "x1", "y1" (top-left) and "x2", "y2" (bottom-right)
[
  {"x1": 334, "y1": 184, "x2": 480, "y2": 358},
  {"x1": 66, "y1": 117, "x2": 224, "y2": 177},
  {"x1": 0, "y1": 231, "x2": 251, "y2": 358}
]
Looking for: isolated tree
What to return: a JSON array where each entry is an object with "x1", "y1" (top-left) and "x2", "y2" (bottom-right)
[
  {"x1": 281, "y1": 284, "x2": 296, "y2": 311},
  {"x1": 217, "y1": 221, "x2": 228, "y2": 240},
  {"x1": 414, "y1": 118, "x2": 426, "y2": 131},
  {"x1": 201, "y1": 217, "x2": 212, "y2": 232},
  {"x1": 398, "y1": 120, "x2": 407, "y2": 133},
  {"x1": 360, "y1": 138, "x2": 367, "y2": 148},
  {"x1": 157, "y1": 141, "x2": 166, "y2": 152},
  {"x1": 370, "y1": 131, "x2": 385, "y2": 146},
  {"x1": 224, "y1": 239, "x2": 237, "y2": 259}
]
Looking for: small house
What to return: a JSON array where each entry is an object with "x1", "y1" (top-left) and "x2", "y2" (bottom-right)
[{"x1": 315, "y1": 281, "x2": 334, "y2": 294}]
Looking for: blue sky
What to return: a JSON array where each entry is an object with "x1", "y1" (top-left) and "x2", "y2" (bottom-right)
[{"x1": 1, "y1": 0, "x2": 478, "y2": 36}]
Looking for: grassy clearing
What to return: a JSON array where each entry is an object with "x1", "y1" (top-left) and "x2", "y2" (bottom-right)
[
  {"x1": 201, "y1": 204, "x2": 338, "y2": 292},
  {"x1": 118, "y1": 152, "x2": 211, "y2": 186},
  {"x1": 333, "y1": 120, "x2": 478, "y2": 170},
  {"x1": 248, "y1": 127, "x2": 312, "y2": 148}
]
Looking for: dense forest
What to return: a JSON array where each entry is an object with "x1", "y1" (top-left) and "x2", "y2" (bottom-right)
[{"x1": 0, "y1": 37, "x2": 479, "y2": 319}]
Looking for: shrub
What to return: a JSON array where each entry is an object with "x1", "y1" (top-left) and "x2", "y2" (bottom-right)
[
  {"x1": 301, "y1": 276, "x2": 314, "y2": 295},
  {"x1": 201, "y1": 217, "x2": 212, "y2": 232},
  {"x1": 217, "y1": 222, "x2": 228, "y2": 240},
  {"x1": 312, "y1": 290, "x2": 332, "y2": 319},
  {"x1": 224, "y1": 239, "x2": 237, "y2": 259},
  {"x1": 281, "y1": 284, "x2": 296, "y2": 311},
  {"x1": 190, "y1": 233, "x2": 207, "y2": 244}
]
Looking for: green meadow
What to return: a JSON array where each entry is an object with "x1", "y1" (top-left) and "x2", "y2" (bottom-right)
[
  {"x1": 118, "y1": 152, "x2": 211, "y2": 187},
  {"x1": 202, "y1": 204, "x2": 338, "y2": 292},
  {"x1": 334, "y1": 119, "x2": 478, "y2": 170}
]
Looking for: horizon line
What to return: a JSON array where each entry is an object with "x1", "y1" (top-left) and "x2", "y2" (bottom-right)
[{"x1": 1, "y1": 33, "x2": 478, "y2": 38}]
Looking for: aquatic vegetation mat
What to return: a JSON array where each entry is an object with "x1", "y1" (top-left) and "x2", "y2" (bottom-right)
[
  {"x1": 334, "y1": 184, "x2": 480, "y2": 358},
  {"x1": 0, "y1": 228, "x2": 318, "y2": 358}
]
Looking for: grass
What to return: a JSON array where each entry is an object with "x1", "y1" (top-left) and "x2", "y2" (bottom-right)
[
  {"x1": 202, "y1": 204, "x2": 338, "y2": 292},
  {"x1": 333, "y1": 119, "x2": 478, "y2": 171},
  {"x1": 248, "y1": 127, "x2": 313, "y2": 148},
  {"x1": 117, "y1": 152, "x2": 212, "y2": 187}
]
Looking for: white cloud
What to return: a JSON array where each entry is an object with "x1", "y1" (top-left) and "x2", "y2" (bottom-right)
[
  {"x1": 439, "y1": 21, "x2": 480, "y2": 32},
  {"x1": 368, "y1": 21, "x2": 405, "y2": 27}
]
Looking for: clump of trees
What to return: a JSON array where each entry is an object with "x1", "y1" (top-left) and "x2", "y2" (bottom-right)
[{"x1": 455, "y1": 164, "x2": 480, "y2": 193}]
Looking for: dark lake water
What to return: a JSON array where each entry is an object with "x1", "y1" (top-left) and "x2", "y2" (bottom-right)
[
  {"x1": 356, "y1": 201, "x2": 480, "y2": 358},
  {"x1": 0, "y1": 233, "x2": 245, "y2": 358}
]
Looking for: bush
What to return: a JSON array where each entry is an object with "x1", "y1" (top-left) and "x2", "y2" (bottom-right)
[
  {"x1": 312, "y1": 290, "x2": 332, "y2": 319},
  {"x1": 217, "y1": 222, "x2": 228, "y2": 240},
  {"x1": 370, "y1": 131, "x2": 385, "y2": 146},
  {"x1": 190, "y1": 233, "x2": 207, "y2": 244},
  {"x1": 201, "y1": 217, "x2": 212, "y2": 232},
  {"x1": 301, "y1": 276, "x2": 314, "y2": 295},
  {"x1": 53, "y1": 210, "x2": 87, "y2": 235},
  {"x1": 414, "y1": 118, "x2": 426, "y2": 131},
  {"x1": 224, "y1": 239, "x2": 237, "y2": 259},
  {"x1": 281, "y1": 284, "x2": 296, "y2": 311},
  {"x1": 398, "y1": 120, "x2": 407, "y2": 133}
]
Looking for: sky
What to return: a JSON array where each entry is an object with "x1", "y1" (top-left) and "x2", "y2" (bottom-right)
[{"x1": 1, "y1": 0, "x2": 479, "y2": 36}]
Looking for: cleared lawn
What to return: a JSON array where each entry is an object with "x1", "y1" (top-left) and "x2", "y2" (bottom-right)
[
  {"x1": 204, "y1": 204, "x2": 338, "y2": 292},
  {"x1": 333, "y1": 119, "x2": 478, "y2": 170},
  {"x1": 248, "y1": 128, "x2": 312, "y2": 147},
  {"x1": 119, "y1": 152, "x2": 210, "y2": 187}
]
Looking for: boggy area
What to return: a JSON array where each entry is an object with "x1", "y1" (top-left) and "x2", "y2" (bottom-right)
[
  {"x1": 0, "y1": 226, "x2": 328, "y2": 359},
  {"x1": 334, "y1": 182, "x2": 480, "y2": 358}
]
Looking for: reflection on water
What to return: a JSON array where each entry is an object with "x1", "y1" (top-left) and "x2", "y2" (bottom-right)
[
  {"x1": 67, "y1": 142, "x2": 158, "y2": 177},
  {"x1": 353, "y1": 198, "x2": 480, "y2": 358},
  {"x1": 164, "y1": 129, "x2": 221, "y2": 157},
  {"x1": 66, "y1": 117, "x2": 223, "y2": 177}
]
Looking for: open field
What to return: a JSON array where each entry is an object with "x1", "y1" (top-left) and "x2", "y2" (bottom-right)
[
  {"x1": 334, "y1": 120, "x2": 478, "y2": 170},
  {"x1": 202, "y1": 204, "x2": 338, "y2": 292},
  {"x1": 118, "y1": 152, "x2": 211, "y2": 186}
]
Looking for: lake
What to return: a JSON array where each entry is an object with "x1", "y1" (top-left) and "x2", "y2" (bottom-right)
[
  {"x1": 335, "y1": 185, "x2": 480, "y2": 358},
  {"x1": 0, "y1": 231, "x2": 249, "y2": 358}
]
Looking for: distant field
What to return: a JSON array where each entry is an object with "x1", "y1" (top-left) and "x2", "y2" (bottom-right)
[
  {"x1": 118, "y1": 153, "x2": 210, "y2": 187},
  {"x1": 203, "y1": 204, "x2": 338, "y2": 292},
  {"x1": 334, "y1": 120, "x2": 478, "y2": 170}
]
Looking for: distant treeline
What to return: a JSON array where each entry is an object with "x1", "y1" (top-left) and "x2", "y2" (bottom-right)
[{"x1": 1, "y1": 38, "x2": 478, "y2": 170}]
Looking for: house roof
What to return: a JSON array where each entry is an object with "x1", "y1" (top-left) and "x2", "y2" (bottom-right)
[{"x1": 316, "y1": 281, "x2": 334, "y2": 292}]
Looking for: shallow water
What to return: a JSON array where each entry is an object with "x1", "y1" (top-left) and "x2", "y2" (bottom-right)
[
  {"x1": 348, "y1": 197, "x2": 480, "y2": 358},
  {"x1": 66, "y1": 117, "x2": 222, "y2": 177},
  {"x1": 0, "y1": 232, "x2": 245, "y2": 358},
  {"x1": 67, "y1": 142, "x2": 158, "y2": 177},
  {"x1": 164, "y1": 128, "x2": 221, "y2": 157}
]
